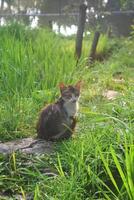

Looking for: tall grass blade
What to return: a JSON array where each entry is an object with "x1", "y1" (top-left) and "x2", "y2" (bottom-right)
[
  {"x1": 20, "y1": 186, "x2": 26, "y2": 200},
  {"x1": 34, "y1": 184, "x2": 40, "y2": 200},
  {"x1": 110, "y1": 146, "x2": 132, "y2": 199},
  {"x1": 55, "y1": 154, "x2": 65, "y2": 177},
  {"x1": 98, "y1": 146, "x2": 120, "y2": 194}
]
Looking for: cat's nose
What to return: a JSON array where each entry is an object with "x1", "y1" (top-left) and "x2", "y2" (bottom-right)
[
  {"x1": 71, "y1": 98, "x2": 77, "y2": 103},
  {"x1": 71, "y1": 95, "x2": 78, "y2": 103}
]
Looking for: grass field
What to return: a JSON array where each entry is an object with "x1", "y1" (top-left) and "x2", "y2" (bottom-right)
[{"x1": 0, "y1": 23, "x2": 134, "y2": 199}]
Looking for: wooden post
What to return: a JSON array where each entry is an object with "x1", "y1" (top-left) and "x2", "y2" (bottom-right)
[
  {"x1": 75, "y1": 3, "x2": 87, "y2": 60},
  {"x1": 88, "y1": 31, "x2": 100, "y2": 63}
]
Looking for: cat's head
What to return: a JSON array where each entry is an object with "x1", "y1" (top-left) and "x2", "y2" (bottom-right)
[{"x1": 59, "y1": 81, "x2": 81, "y2": 103}]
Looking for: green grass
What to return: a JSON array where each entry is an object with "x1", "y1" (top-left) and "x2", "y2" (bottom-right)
[
  {"x1": 0, "y1": 23, "x2": 134, "y2": 199},
  {"x1": 0, "y1": 24, "x2": 78, "y2": 140},
  {"x1": 0, "y1": 23, "x2": 116, "y2": 141}
]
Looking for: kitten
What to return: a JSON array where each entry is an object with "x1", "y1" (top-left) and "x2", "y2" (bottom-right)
[{"x1": 37, "y1": 81, "x2": 81, "y2": 141}]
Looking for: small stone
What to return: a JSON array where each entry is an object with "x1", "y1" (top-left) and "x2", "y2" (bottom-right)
[
  {"x1": 102, "y1": 90, "x2": 119, "y2": 100},
  {"x1": 0, "y1": 138, "x2": 54, "y2": 155}
]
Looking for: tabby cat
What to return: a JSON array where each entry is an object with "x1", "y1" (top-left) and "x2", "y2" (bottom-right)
[{"x1": 37, "y1": 81, "x2": 81, "y2": 140}]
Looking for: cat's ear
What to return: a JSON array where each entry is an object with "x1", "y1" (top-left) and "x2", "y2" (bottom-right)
[
  {"x1": 75, "y1": 81, "x2": 81, "y2": 90},
  {"x1": 59, "y1": 82, "x2": 66, "y2": 92}
]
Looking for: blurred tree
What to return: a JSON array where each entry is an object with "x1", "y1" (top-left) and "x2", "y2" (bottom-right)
[
  {"x1": 87, "y1": 0, "x2": 104, "y2": 11},
  {"x1": 0, "y1": 0, "x2": 4, "y2": 10},
  {"x1": 105, "y1": 0, "x2": 121, "y2": 11},
  {"x1": 105, "y1": 0, "x2": 134, "y2": 11},
  {"x1": 86, "y1": 0, "x2": 134, "y2": 11},
  {"x1": 120, "y1": 0, "x2": 134, "y2": 10}
]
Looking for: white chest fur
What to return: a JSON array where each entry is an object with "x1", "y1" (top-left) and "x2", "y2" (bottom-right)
[{"x1": 63, "y1": 101, "x2": 79, "y2": 117}]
